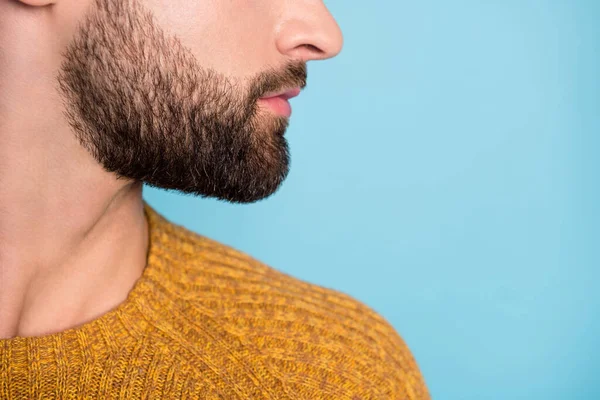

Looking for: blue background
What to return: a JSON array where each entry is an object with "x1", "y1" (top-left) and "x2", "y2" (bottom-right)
[{"x1": 144, "y1": 1, "x2": 600, "y2": 399}]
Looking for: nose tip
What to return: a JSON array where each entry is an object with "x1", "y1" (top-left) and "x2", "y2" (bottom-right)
[{"x1": 276, "y1": 2, "x2": 344, "y2": 62}]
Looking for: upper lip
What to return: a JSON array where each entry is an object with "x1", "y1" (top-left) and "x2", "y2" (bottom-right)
[{"x1": 260, "y1": 87, "x2": 302, "y2": 100}]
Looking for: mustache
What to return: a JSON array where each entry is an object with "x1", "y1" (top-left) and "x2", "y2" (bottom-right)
[{"x1": 248, "y1": 60, "x2": 307, "y2": 103}]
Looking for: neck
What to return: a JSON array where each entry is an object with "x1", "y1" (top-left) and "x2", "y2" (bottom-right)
[
  {"x1": 0, "y1": 82, "x2": 149, "y2": 340},
  {"x1": 0, "y1": 174, "x2": 149, "y2": 339}
]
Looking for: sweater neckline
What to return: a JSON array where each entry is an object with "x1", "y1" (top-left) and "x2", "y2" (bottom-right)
[{"x1": 0, "y1": 200, "x2": 166, "y2": 349}]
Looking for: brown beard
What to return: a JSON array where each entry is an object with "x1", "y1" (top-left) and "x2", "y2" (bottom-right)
[{"x1": 57, "y1": 0, "x2": 307, "y2": 203}]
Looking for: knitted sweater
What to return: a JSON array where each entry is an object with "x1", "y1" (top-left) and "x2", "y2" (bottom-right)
[{"x1": 0, "y1": 201, "x2": 429, "y2": 399}]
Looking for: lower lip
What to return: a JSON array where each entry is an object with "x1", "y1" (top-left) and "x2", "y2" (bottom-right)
[{"x1": 257, "y1": 96, "x2": 292, "y2": 118}]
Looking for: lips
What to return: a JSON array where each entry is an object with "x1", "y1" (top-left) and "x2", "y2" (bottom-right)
[
  {"x1": 260, "y1": 87, "x2": 302, "y2": 100},
  {"x1": 257, "y1": 87, "x2": 302, "y2": 118}
]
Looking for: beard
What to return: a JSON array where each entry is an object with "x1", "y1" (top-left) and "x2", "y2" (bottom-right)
[{"x1": 57, "y1": 0, "x2": 307, "y2": 203}]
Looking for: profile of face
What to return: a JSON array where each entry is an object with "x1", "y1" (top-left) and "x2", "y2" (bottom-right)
[{"x1": 56, "y1": 0, "x2": 343, "y2": 203}]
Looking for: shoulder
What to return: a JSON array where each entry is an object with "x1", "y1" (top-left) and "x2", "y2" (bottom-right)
[{"x1": 147, "y1": 206, "x2": 430, "y2": 399}]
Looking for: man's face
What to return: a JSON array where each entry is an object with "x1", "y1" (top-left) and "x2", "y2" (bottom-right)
[{"x1": 56, "y1": 0, "x2": 342, "y2": 203}]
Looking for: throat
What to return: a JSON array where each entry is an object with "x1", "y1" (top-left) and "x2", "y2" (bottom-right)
[{"x1": 0, "y1": 183, "x2": 149, "y2": 339}]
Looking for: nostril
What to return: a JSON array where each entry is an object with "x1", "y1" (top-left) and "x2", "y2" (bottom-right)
[
  {"x1": 302, "y1": 44, "x2": 324, "y2": 54},
  {"x1": 295, "y1": 43, "x2": 328, "y2": 60}
]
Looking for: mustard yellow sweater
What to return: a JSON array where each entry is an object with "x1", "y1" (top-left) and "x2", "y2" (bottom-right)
[{"x1": 0, "y1": 202, "x2": 429, "y2": 399}]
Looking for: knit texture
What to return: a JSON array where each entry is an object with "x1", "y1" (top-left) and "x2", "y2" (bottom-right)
[{"x1": 0, "y1": 201, "x2": 429, "y2": 399}]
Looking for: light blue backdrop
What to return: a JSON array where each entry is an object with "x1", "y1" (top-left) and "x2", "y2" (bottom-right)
[{"x1": 143, "y1": 1, "x2": 600, "y2": 399}]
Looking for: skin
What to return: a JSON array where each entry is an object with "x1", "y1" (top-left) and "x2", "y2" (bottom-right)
[{"x1": 0, "y1": 0, "x2": 342, "y2": 338}]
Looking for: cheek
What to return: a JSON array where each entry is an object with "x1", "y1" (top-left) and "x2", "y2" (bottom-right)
[
  {"x1": 144, "y1": 0, "x2": 277, "y2": 79},
  {"x1": 54, "y1": 0, "x2": 95, "y2": 56}
]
